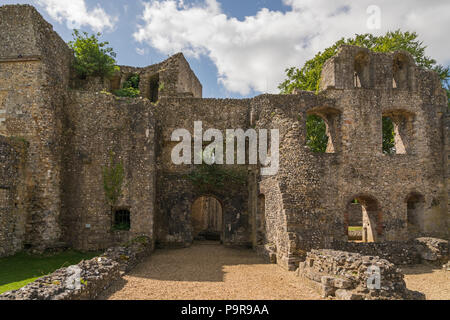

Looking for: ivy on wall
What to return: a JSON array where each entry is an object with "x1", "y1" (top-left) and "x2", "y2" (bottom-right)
[
  {"x1": 186, "y1": 163, "x2": 248, "y2": 193},
  {"x1": 102, "y1": 152, "x2": 125, "y2": 207}
]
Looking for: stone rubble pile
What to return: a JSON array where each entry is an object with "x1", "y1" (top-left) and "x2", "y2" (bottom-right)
[
  {"x1": 297, "y1": 249, "x2": 425, "y2": 300},
  {"x1": 332, "y1": 237, "x2": 449, "y2": 266},
  {"x1": 414, "y1": 237, "x2": 449, "y2": 265}
]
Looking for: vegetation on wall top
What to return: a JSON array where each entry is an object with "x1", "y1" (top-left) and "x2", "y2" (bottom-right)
[
  {"x1": 68, "y1": 29, "x2": 119, "y2": 79},
  {"x1": 114, "y1": 74, "x2": 141, "y2": 98},
  {"x1": 281, "y1": 30, "x2": 449, "y2": 153}
]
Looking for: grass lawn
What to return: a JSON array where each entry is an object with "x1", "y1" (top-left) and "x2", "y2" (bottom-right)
[{"x1": 0, "y1": 250, "x2": 100, "y2": 294}]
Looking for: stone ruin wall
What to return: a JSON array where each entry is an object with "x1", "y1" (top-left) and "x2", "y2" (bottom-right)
[
  {"x1": 0, "y1": 5, "x2": 448, "y2": 266},
  {"x1": 154, "y1": 97, "x2": 252, "y2": 247},
  {"x1": 0, "y1": 5, "x2": 72, "y2": 253},
  {"x1": 253, "y1": 46, "x2": 448, "y2": 270},
  {"x1": 60, "y1": 92, "x2": 156, "y2": 251}
]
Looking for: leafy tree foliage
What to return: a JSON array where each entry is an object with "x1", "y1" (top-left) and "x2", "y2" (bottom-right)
[
  {"x1": 306, "y1": 115, "x2": 328, "y2": 153},
  {"x1": 279, "y1": 30, "x2": 450, "y2": 152},
  {"x1": 382, "y1": 117, "x2": 396, "y2": 154},
  {"x1": 68, "y1": 29, "x2": 119, "y2": 79}
]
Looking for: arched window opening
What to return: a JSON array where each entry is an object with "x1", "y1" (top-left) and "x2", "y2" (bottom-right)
[
  {"x1": 306, "y1": 108, "x2": 340, "y2": 154},
  {"x1": 346, "y1": 196, "x2": 381, "y2": 243},
  {"x1": 354, "y1": 52, "x2": 370, "y2": 88},
  {"x1": 393, "y1": 54, "x2": 411, "y2": 89},
  {"x1": 191, "y1": 196, "x2": 223, "y2": 241},
  {"x1": 382, "y1": 111, "x2": 414, "y2": 154},
  {"x1": 406, "y1": 193, "x2": 425, "y2": 236},
  {"x1": 257, "y1": 194, "x2": 266, "y2": 245}
]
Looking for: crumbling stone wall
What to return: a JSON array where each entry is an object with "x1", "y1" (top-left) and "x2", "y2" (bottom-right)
[
  {"x1": 0, "y1": 5, "x2": 447, "y2": 264},
  {"x1": 297, "y1": 249, "x2": 425, "y2": 300},
  {"x1": 155, "y1": 97, "x2": 252, "y2": 247},
  {"x1": 252, "y1": 46, "x2": 448, "y2": 270},
  {"x1": 61, "y1": 92, "x2": 156, "y2": 251}
]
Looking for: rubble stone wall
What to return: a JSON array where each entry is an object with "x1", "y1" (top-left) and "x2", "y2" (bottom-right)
[{"x1": 297, "y1": 249, "x2": 425, "y2": 300}]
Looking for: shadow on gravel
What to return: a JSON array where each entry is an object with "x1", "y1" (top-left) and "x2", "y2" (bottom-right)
[{"x1": 122, "y1": 242, "x2": 269, "y2": 283}]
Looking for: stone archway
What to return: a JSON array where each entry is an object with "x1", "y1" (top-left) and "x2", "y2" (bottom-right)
[
  {"x1": 191, "y1": 196, "x2": 223, "y2": 241},
  {"x1": 345, "y1": 195, "x2": 382, "y2": 243}
]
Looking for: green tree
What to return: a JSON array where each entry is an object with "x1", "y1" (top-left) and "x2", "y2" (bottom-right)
[
  {"x1": 306, "y1": 115, "x2": 328, "y2": 153},
  {"x1": 279, "y1": 30, "x2": 450, "y2": 153},
  {"x1": 68, "y1": 29, "x2": 119, "y2": 79}
]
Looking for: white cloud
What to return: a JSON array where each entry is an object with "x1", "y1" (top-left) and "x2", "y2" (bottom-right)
[
  {"x1": 36, "y1": 0, "x2": 117, "y2": 32},
  {"x1": 134, "y1": 0, "x2": 450, "y2": 95},
  {"x1": 136, "y1": 48, "x2": 146, "y2": 55}
]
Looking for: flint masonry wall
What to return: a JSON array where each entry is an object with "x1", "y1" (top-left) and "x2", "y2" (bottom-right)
[
  {"x1": 0, "y1": 5, "x2": 72, "y2": 252},
  {"x1": 155, "y1": 97, "x2": 252, "y2": 247},
  {"x1": 61, "y1": 92, "x2": 156, "y2": 251},
  {"x1": 0, "y1": 5, "x2": 447, "y2": 262},
  {"x1": 0, "y1": 136, "x2": 28, "y2": 256},
  {"x1": 253, "y1": 46, "x2": 448, "y2": 270}
]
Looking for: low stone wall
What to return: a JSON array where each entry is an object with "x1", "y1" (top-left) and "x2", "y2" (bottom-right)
[
  {"x1": 0, "y1": 236, "x2": 153, "y2": 300},
  {"x1": 332, "y1": 238, "x2": 449, "y2": 266},
  {"x1": 102, "y1": 236, "x2": 153, "y2": 273},
  {"x1": 297, "y1": 249, "x2": 425, "y2": 300},
  {"x1": 0, "y1": 257, "x2": 120, "y2": 300}
]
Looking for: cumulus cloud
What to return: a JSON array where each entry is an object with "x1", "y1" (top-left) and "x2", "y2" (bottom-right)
[
  {"x1": 36, "y1": 0, "x2": 117, "y2": 32},
  {"x1": 134, "y1": 0, "x2": 450, "y2": 95}
]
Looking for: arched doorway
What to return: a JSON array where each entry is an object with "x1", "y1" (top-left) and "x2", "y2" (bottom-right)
[
  {"x1": 191, "y1": 196, "x2": 223, "y2": 241},
  {"x1": 345, "y1": 195, "x2": 382, "y2": 243}
]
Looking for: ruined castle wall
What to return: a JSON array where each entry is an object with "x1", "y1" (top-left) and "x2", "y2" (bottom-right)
[
  {"x1": 0, "y1": 136, "x2": 28, "y2": 257},
  {"x1": 252, "y1": 50, "x2": 448, "y2": 269},
  {"x1": 155, "y1": 97, "x2": 251, "y2": 246},
  {"x1": 0, "y1": 5, "x2": 73, "y2": 251},
  {"x1": 61, "y1": 92, "x2": 156, "y2": 251},
  {"x1": 176, "y1": 56, "x2": 202, "y2": 98}
]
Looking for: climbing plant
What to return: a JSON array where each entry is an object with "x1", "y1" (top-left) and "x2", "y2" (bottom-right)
[
  {"x1": 102, "y1": 152, "x2": 125, "y2": 207},
  {"x1": 187, "y1": 163, "x2": 247, "y2": 193}
]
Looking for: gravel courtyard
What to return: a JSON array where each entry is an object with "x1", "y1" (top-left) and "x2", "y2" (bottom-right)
[
  {"x1": 100, "y1": 242, "x2": 449, "y2": 300},
  {"x1": 100, "y1": 242, "x2": 321, "y2": 300}
]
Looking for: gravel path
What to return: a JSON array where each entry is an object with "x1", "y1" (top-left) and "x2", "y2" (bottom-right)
[
  {"x1": 402, "y1": 264, "x2": 450, "y2": 300},
  {"x1": 100, "y1": 242, "x2": 449, "y2": 300},
  {"x1": 100, "y1": 242, "x2": 321, "y2": 300}
]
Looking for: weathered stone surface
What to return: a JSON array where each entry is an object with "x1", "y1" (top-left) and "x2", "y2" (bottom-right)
[
  {"x1": 0, "y1": 4, "x2": 447, "y2": 274},
  {"x1": 414, "y1": 237, "x2": 449, "y2": 264},
  {"x1": 102, "y1": 236, "x2": 153, "y2": 272},
  {"x1": 297, "y1": 249, "x2": 425, "y2": 300},
  {"x1": 0, "y1": 256, "x2": 120, "y2": 300}
]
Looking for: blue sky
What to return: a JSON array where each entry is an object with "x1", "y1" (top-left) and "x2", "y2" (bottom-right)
[{"x1": 2, "y1": 0, "x2": 449, "y2": 98}]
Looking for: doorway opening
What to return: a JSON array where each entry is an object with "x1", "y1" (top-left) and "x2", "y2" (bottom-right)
[{"x1": 191, "y1": 196, "x2": 223, "y2": 242}]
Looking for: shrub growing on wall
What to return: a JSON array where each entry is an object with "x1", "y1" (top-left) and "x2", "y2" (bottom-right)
[
  {"x1": 68, "y1": 29, "x2": 120, "y2": 79},
  {"x1": 114, "y1": 74, "x2": 141, "y2": 98}
]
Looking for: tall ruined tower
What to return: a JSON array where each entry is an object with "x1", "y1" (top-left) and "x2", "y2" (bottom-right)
[{"x1": 0, "y1": 5, "x2": 72, "y2": 252}]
